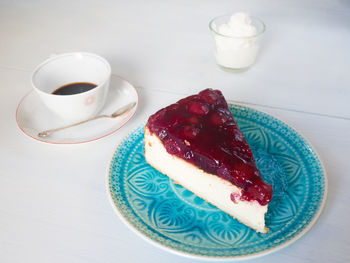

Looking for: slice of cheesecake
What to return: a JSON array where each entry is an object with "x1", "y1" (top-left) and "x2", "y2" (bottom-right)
[{"x1": 144, "y1": 89, "x2": 272, "y2": 233}]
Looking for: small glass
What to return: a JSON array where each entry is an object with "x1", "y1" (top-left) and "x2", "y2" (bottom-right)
[{"x1": 209, "y1": 15, "x2": 266, "y2": 72}]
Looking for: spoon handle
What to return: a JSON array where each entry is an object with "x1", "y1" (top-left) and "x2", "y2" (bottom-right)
[
  {"x1": 38, "y1": 114, "x2": 108, "y2": 137},
  {"x1": 38, "y1": 102, "x2": 136, "y2": 137}
]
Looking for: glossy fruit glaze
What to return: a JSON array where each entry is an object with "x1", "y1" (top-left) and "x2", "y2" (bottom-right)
[{"x1": 146, "y1": 89, "x2": 272, "y2": 205}]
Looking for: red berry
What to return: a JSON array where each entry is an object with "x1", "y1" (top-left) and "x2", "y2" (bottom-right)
[
  {"x1": 188, "y1": 116, "x2": 200, "y2": 125},
  {"x1": 182, "y1": 125, "x2": 200, "y2": 139},
  {"x1": 179, "y1": 95, "x2": 199, "y2": 105},
  {"x1": 188, "y1": 102, "x2": 209, "y2": 116},
  {"x1": 199, "y1": 89, "x2": 219, "y2": 104},
  {"x1": 209, "y1": 112, "x2": 228, "y2": 126},
  {"x1": 170, "y1": 115, "x2": 185, "y2": 126}
]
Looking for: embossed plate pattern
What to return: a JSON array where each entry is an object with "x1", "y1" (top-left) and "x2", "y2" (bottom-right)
[{"x1": 107, "y1": 104, "x2": 327, "y2": 260}]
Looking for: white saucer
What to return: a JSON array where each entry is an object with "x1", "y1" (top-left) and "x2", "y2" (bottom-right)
[{"x1": 16, "y1": 75, "x2": 139, "y2": 144}]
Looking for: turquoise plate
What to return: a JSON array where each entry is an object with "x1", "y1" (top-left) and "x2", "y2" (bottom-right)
[{"x1": 107, "y1": 104, "x2": 327, "y2": 260}]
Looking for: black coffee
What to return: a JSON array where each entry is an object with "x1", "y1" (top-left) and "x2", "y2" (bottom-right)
[{"x1": 52, "y1": 82, "x2": 97, "y2": 95}]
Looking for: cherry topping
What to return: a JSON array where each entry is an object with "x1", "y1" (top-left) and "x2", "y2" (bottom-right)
[
  {"x1": 182, "y1": 125, "x2": 200, "y2": 139},
  {"x1": 217, "y1": 165, "x2": 232, "y2": 181},
  {"x1": 164, "y1": 139, "x2": 181, "y2": 154},
  {"x1": 199, "y1": 89, "x2": 219, "y2": 104},
  {"x1": 158, "y1": 130, "x2": 168, "y2": 140},
  {"x1": 242, "y1": 181, "x2": 272, "y2": 205},
  {"x1": 166, "y1": 103, "x2": 179, "y2": 112},
  {"x1": 151, "y1": 109, "x2": 165, "y2": 123},
  {"x1": 184, "y1": 151, "x2": 194, "y2": 160},
  {"x1": 188, "y1": 116, "x2": 200, "y2": 125},
  {"x1": 209, "y1": 111, "x2": 229, "y2": 126},
  {"x1": 147, "y1": 88, "x2": 273, "y2": 206},
  {"x1": 188, "y1": 102, "x2": 209, "y2": 116},
  {"x1": 170, "y1": 115, "x2": 185, "y2": 126},
  {"x1": 230, "y1": 192, "x2": 240, "y2": 203},
  {"x1": 231, "y1": 163, "x2": 256, "y2": 185}
]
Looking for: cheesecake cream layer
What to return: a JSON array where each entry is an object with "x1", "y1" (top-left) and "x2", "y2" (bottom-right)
[{"x1": 144, "y1": 127, "x2": 268, "y2": 233}]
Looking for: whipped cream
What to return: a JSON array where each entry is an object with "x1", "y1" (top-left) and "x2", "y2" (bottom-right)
[
  {"x1": 212, "y1": 12, "x2": 262, "y2": 70},
  {"x1": 218, "y1": 12, "x2": 257, "y2": 38}
]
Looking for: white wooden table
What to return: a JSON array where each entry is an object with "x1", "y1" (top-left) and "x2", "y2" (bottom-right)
[{"x1": 0, "y1": 0, "x2": 349, "y2": 262}]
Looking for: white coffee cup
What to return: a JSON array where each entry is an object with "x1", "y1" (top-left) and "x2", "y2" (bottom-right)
[{"x1": 32, "y1": 52, "x2": 111, "y2": 123}]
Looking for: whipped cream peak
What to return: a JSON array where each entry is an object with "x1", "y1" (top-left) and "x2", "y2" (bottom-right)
[
  {"x1": 218, "y1": 12, "x2": 257, "y2": 38},
  {"x1": 229, "y1": 12, "x2": 251, "y2": 26}
]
